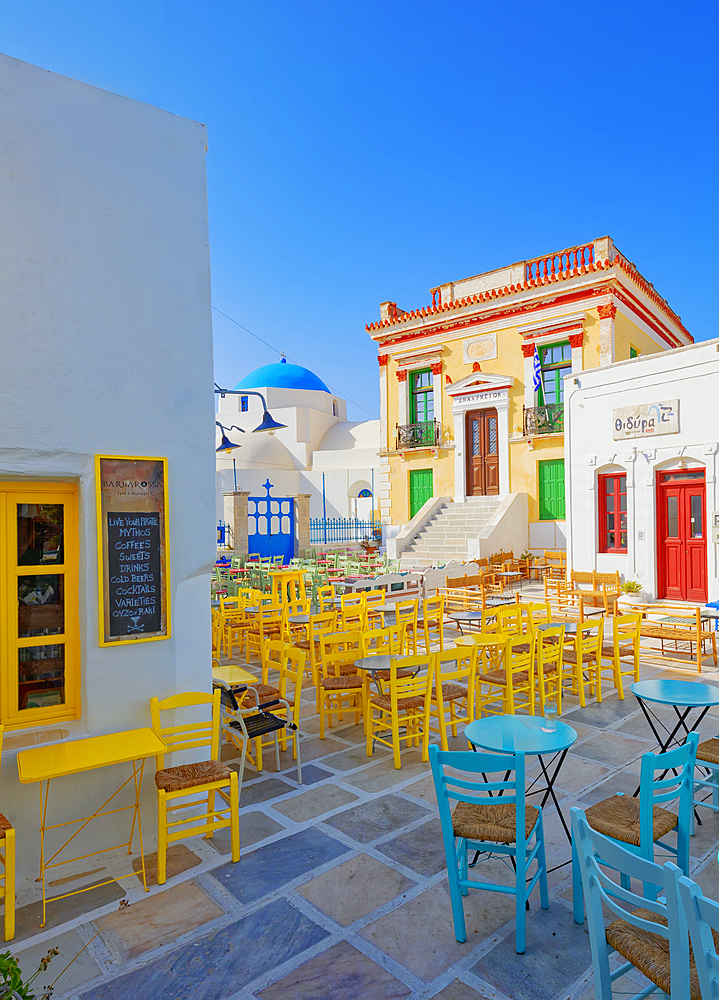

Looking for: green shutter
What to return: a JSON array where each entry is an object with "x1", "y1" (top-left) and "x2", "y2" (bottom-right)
[
  {"x1": 538, "y1": 459, "x2": 565, "y2": 520},
  {"x1": 409, "y1": 469, "x2": 433, "y2": 519}
]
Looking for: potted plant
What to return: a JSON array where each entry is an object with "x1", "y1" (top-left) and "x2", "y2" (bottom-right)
[{"x1": 617, "y1": 579, "x2": 644, "y2": 610}]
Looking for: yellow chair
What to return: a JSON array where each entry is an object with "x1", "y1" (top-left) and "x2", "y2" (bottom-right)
[
  {"x1": 318, "y1": 632, "x2": 364, "y2": 738},
  {"x1": 429, "y1": 646, "x2": 476, "y2": 749},
  {"x1": 281, "y1": 601, "x2": 310, "y2": 643},
  {"x1": 273, "y1": 644, "x2": 305, "y2": 759},
  {"x1": 317, "y1": 584, "x2": 336, "y2": 613},
  {"x1": 526, "y1": 601, "x2": 552, "y2": 628},
  {"x1": 561, "y1": 619, "x2": 605, "y2": 707},
  {"x1": 419, "y1": 595, "x2": 445, "y2": 653},
  {"x1": 294, "y1": 610, "x2": 337, "y2": 689},
  {"x1": 535, "y1": 625, "x2": 566, "y2": 716},
  {"x1": 395, "y1": 599, "x2": 419, "y2": 654},
  {"x1": 493, "y1": 603, "x2": 533, "y2": 638},
  {"x1": 366, "y1": 653, "x2": 433, "y2": 768},
  {"x1": 364, "y1": 589, "x2": 386, "y2": 626},
  {"x1": 151, "y1": 690, "x2": 239, "y2": 885},
  {"x1": 0, "y1": 726, "x2": 14, "y2": 941},
  {"x1": 476, "y1": 634, "x2": 536, "y2": 717},
  {"x1": 597, "y1": 613, "x2": 642, "y2": 699},
  {"x1": 245, "y1": 604, "x2": 283, "y2": 662},
  {"x1": 340, "y1": 593, "x2": 366, "y2": 631}
]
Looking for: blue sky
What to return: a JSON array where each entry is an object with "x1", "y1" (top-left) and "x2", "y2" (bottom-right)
[{"x1": 4, "y1": 1, "x2": 717, "y2": 419}]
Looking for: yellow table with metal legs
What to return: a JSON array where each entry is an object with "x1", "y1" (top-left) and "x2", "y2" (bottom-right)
[{"x1": 17, "y1": 727, "x2": 166, "y2": 927}]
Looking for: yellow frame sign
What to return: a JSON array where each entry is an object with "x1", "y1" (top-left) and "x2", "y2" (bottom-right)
[{"x1": 96, "y1": 456, "x2": 171, "y2": 646}]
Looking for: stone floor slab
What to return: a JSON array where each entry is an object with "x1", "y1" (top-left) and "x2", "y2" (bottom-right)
[
  {"x1": 431, "y1": 981, "x2": 491, "y2": 999},
  {"x1": 574, "y1": 769, "x2": 641, "y2": 807},
  {"x1": 272, "y1": 783, "x2": 358, "y2": 822},
  {"x1": 295, "y1": 852, "x2": 416, "y2": 925},
  {"x1": 297, "y1": 736, "x2": 348, "y2": 762},
  {"x1": 401, "y1": 773, "x2": 439, "y2": 807},
  {"x1": 564, "y1": 695, "x2": 639, "y2": 729},
  {"x1": 209, "y1": 809, "x2": 285, "y2": 855},
  {"x1": 324, "y1": 793, "x2": 430, "y2": 844},
  {"x1": 360, "y1": 879, "x2": 514, "y2": 982},
  {"x1": 285, "y1": 763, "x2": 334, "y2": 785},
  {"x1": 471, "y1": 902, "x2": 592, "y2": 1000},
  {"x1": 570, "y1": 732, "x2": 650, "y2": 768},
  {"x1": 238, "y1": 777, "x2": 295, "y2": 807},
  {"x1": 131, "y1": 843, "x2": 201, "y2": 887},
  {"x1": 344, "y1": 751, "x2": 431, "y2": 792},
  {"x1": 377, "y1": 817, "x2": 448, "y2": 876},
  {"x1": 80, "y1": 897, "x2": 328, "y2": 999},
  {"x1": 15, "y1": 928, "x2": 101, "y2": 996},
  {"x1": 551, "y1": 755, "x2": 610, "y2": 796},
  {"x1": 212, "y1": 826, "x2": 350, "y2": 905},
  {"x1": 323, "y1": 744, "x2": 390, "y2": 772},
  {"x1": 100, "y1": 880, "x2": 225, "y2": 961},
  {"x1": 257, "y1": 939, "x2": 411, "y2": 999},
  {"x1": 15, "y1": 878, "x2": 126, "y2": 942}
]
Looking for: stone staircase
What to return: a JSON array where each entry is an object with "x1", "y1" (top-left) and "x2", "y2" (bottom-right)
[{"x1": 399, "y1": 497, "x2": 502, "y2": 568}]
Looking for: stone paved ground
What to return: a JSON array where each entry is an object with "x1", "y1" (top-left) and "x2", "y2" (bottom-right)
[{"x1": 12, "y1": 601, "x2": 719, "y2": 1000}]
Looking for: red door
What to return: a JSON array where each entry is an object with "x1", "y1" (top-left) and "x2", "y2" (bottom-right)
[
  {"x1": 657, "y1": 470, "x2": 707, "y2": 602},
  {"x1": 465, "y1": 409, "x2": 499, "y2": 497}
]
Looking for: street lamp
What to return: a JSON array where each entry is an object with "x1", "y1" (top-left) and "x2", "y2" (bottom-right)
[
  {"x1": 215, "y1": 421, "x2": 244, "y2": 454},
  {"x1": 214, "y1": 384, "x2": 287, "y2": 435}
]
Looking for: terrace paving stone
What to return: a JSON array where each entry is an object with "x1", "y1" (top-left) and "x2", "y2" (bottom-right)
[
  {"x1": 15, "y1": 878, "x2": 125, "y2": 942},
  {"x1": 237, "y1": 777, "x2": 295, "y2": 807},
  {"x1": 295, "y1": 852, "x2": 416, "y2": 925},
  {"x1": 131, "y1": 843, "x2": 202, "y2": 887},
  {"x1": 570, "y1": 732, "x2": 650, "y2": 769},
  {"x1": 79, "y1": 897, "x2": 329, "y2": 1000},
  {"x1": 324, "y1": 793, "x2": 430, "y2": 844},
  {"x1": 377, "y1": 817, "x2": 448, "y2": 876},
  {"x1": 471, "y1": 902, "x2": 591, "y2": 1000},
  {"x1": 99, "y1": 880, "x2": 225, "y2": 961},
  {"x1": 331, "y1": 722, "x2": 368, "y2": 744},
  {"x1": 564, "y1": 695, "x2": 639, "y2": 728},
  {"x1": 550, "y1": 755, "x2": 610, "y2": 796},
  {"x1": 272, "y1": 783, "x2": 359, "y2": 822},
  {"x1": 574, "y1": 769, "x2": 642, "y2": 807},
  {"x1": 323, "y1": 744, "x2": 391, "y2": 772},
  {"x1": 212, "y1": 826, "x2": 350, "y2": 905},
  {"x1": 360, "y1": 879, "x2": 515, "y2": 982},
  {"x1": 209, "y1": 809, "x2": 285, "y2": 856},
  {"x1": 401, "y1": 773, "x2": 440, "y2": 807},
  {"x1": 257, "y1": 940, "x2": 411, "y2": 1000},
  {"x1": 284, "y1": 763, "x2": 334, "y2": 785},
  {"x1": 431, "y1": 981, "x2": 492, "y2": 999},
  {"x1": 16, "y1": 929, "x2": 101, "y2": 995},
  {"x1": 345, "y1": 751, "x2": 432, "y2": 792}
]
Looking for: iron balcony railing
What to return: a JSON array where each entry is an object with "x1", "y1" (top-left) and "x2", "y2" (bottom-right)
[
  {"x1": 523, "y1": 404, "x2": 564, "y2": 436},
  {"x1": 309, "y1": 518, "x2": 382, "y2": 545},
  {"x1": 396, "y1": 419, "x2": 441, "y2": 450}
]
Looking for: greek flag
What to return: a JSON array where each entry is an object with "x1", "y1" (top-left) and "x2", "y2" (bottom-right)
[{"x1": 532, "y1": 349, "x2": 542, "y2": 393}]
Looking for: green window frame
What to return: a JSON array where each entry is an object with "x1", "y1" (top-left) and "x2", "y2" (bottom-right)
[
  {"x1": 409, "y1": 369, "x2": 434, "y2": 424},
  {"x1": 538, "y1": 459, "x2": 565, "y2": 520},
  {"x1": 538, "y1": 343, "x2": 571, "y2": 406}
]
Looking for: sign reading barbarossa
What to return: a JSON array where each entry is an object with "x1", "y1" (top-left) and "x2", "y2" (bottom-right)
[
  {"x1": 612, "y1": 400, "x2": 679, "y2": 440},
  {"x1": 96, "y1": 456, "x2": 170, "y2": 645}
]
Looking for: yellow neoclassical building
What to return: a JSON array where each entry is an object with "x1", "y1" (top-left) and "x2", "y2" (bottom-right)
[{"x1": 366, "y1": 237, "x2": 692, "y2": 559}]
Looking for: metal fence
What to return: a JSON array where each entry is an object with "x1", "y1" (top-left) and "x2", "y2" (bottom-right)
[{"x1": 309, "y1": 518, "x2": 382, "y2": 544}]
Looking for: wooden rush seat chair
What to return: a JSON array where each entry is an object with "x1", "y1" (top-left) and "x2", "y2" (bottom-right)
[
  {"x1": 596, "y1": 613, "x2": 642, "y2": 699},
  {"x1": 339, "y1": 593, "x2": 366, "y2": 631},
  {"x1": 476, "y1": 633, "x2": 536, "y2": 717},
  {"x1": 561, "y1": 618, "x2": 604, "y2": 707},
  {"x1": 151, "y1": 690, "x2": 240, "y2": 885},
  {"x1": 293, "y1": 610, "x2": 337, "y2": 688},
  {"x1": 245, "y1": 604, "x2": 283, "y2": 663},
  {"x1": 678, "y1": 872, "x2": 719, "y2": 1000},
  {"x1": 366, "y1": 653, "x2": 433, "y2": 768},
  {"x1": 0, "y1": 727, "x2": 14, "y2": 940},
  {"x1": 418, "y1": 594, "x2": 445, "y2": 653},
  {"x1": 429, "y1": 646, "x2": 476, "y2": 749},
  {"x1": 395, "y1": 599, "x2": 419, "y2": 654},
  {"x1": 318, "y1": 632, "x2": 364, "y2": 738},
  {"x1": 535, "y1": 624, "x2": 566, "y2": 717}
]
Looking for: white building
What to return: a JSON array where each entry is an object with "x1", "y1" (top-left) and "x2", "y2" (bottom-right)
[
  {"x1": 564, "y1": 338, "x2": 719, "y2": 603},
  {"x1": 216, "y1": 359, "x2": 380, "y2": 524},
  {"x1": 0, "y1": 55, "x2": 214, "y2": 878}
]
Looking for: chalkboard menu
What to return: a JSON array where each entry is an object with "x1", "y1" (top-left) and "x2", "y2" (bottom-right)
[{"x1": 96, "y1": 457, "x2": 170, "y2": 645}]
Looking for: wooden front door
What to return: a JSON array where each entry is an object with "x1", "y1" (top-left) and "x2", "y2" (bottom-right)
[
  {"x1": 657, "y1": 469, "x2": 707, "y2": 602},
  {"x1": 465, "y1": 409, "x2": 499, "y2": 497}
]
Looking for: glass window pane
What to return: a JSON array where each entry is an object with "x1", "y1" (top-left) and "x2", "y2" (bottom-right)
[
  {"x1": 488, "y1": 417, "x2": 497, "y2": 454},
  {"x1": 18, "y1": 575, "x2": 64, "y2": 638},
  {"x1": 667, "y1": 496, "x2": 679, "y2": 537},
  {"x1": 18, "y1": 644, "x2": 65, "y2": 711},
  {"x1": 606, "y1": 495, "x2": 614, "y2": 512},
  {"x1": 620, "y1": 531, "x2": 627, "y2": 548},
  {"x1": 542, "y1": 373, "x2": 557, "y2": 404},
  {"x1": 17, "y1": 504, "x2": 64, "y2": 565},
  {"x1": 472, "y1": 420, "x2": 480, "y2": 456},
  {"x1": 690, "y1": 495, "x2": 703, "y2": 538},
  {"x1": 606, "y1": 530, "x2": 615, "y2": 548}
]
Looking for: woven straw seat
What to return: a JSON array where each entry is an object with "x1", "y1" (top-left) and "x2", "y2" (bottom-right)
[
  {"x1": 452, "y1": 800, "x2": 539, "y2": 844},
  {"x1": 606, "y1": 907, "x2": 702, "y2": 1000},
  {"x1": 641, "y1": 624, "x2": 713, "y2": 643},
  {"x1": 155, "y1": 759, "x2": 232, "y2": 793},
  {"x1": 321, "y1": 675, "x2": 363, "y2": 690},
  {"x1": 242, "y1": 683, "x2": 279, "y2": 706},
  {"x1": 512, "y1": 643, "x2": 531, "y2": 654},
  {"x1": 432, "y1": 682, "x2": 467, "y2": 701},
  {"x1": 601, "y1": 642, "x2": 634, "y2": 658},
  {"x1": 0, "y1": 814, "x2": 12, "y2": 837},
  {"x1": 562, "y1": 651, "x2": 597, "y2": 665},
  {"x1": 478, "y1": 669, "x2": 529, "y2": 686},
  {"x1": 294, "y1": 639, "x2": 312, "y2": 652},
  {"x1": 585, "y1": 794, "x2": 677, "y2": 846},
  {"x1": 370, "y1": 693, "x2": 426, "y2": 712},
  {"x1": 375, "y1": 667, "x2": 415, "y2": 680},
  {"x1": 697, "y1": 737, "x2": 719, "y2": 765},
  {"x1": 338, "y1": 662, "x2": 360, "y2": 675}
]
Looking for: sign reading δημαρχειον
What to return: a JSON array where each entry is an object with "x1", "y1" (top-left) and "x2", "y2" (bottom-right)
[{"x1": 612, "y1": 400, "x2": 679, "y2": 440}]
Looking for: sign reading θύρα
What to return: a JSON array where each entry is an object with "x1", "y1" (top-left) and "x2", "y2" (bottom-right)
[{"x1": 613, "y1": 400, "x2": 679, "y2": 440}]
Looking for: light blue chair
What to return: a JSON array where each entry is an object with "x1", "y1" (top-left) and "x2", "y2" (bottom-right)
[
  {"x1": 571, "y1": 807, "x2": 690, "y2": 1000},
  {"x1": 678, "y1": 873, "x2": 719, "y2": 998},
  {"x1": 573, "y1": 732, "x2": 698, "y2": 923},
  {"x1": 429, "y1": 744, "x2": 548, "y2": 954}
]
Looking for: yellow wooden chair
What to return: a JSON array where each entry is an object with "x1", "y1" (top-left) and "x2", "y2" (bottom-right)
[
  {"x1": 535, "y1": 625, "x2": 566, "y2": 717},
  {"x1": 493, "y1": 603, "x2": 533, "y2": 638},
  {"x1": 151, "y1": 690, "x2": 239, "y2": 885},
  {"x1": 340, "y1": 593, "x2": 366, "y2": 631},
  {"x1": 561, "y1": 618, "x2": 605, "y2": 708},
  {"x1": 359, "y1": 625, "x2": 406, "y2": 728},
  {"x1": 396, "y1": 599, "x2": 419, "y2": 654},
  {"x1": 245, "y1": 604, "x2": 283, "y2": 662},
  {"x1": 419, "y1": 595, "x2": 445, "y2": 652},
  {"x1": 294, "y1": 610, "x2": 337, "y2": 689},
  {"x1": 526, "y1": 601, "x2": 552, "y2": 628},
  {"x1": 317, "y1": 584, "x2": 336, "y2": 613},
  {"x1": 364, "y1": 589, "x2": 386, "y2": 626},
  {"x1": 476, "y1": 633, "x2": 537, "y2": 716},
  {"x1": 281, "y1": 601, "x2": 310, "y2": 644},
  {"x1": 597, "y1": 613, "x2": 642, "y2": 699},
  {"x1": 274, "y1": 644, "x2": 305, "y2": 759},
  {"x1": 366, "y1": 653, "x2": 433, "y2": 768},
  {"x1": 429, "y1": 645, "x2": 476, "y2": 749},
  {"x1": 0, "y1": 726, "x2": 14, "y2": 940},
  {"x1": 318, "y1": 632, "x2": 364, "y2": 738}
]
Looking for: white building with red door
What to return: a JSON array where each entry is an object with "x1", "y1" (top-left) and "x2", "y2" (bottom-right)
[{"x1": 564, "y1": 338, "x2": 719, "y2": 603}]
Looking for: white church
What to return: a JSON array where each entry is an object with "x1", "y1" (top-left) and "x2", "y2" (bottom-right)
[{"x1": 215, "y1": 358, "x2": 381, "y2": 523}]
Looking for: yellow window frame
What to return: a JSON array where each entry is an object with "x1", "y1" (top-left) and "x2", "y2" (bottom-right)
[{"x1": 0, "y1": 482, "x2": 80, "y2": 730}]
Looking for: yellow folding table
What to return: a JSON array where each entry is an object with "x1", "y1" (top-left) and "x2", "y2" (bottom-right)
[
  {"x1": 17, "y1": 727, "x2": 166, "y2": 927},
  {"x1": 212, "y1": 664, "x2": 258, "y2": 688}
]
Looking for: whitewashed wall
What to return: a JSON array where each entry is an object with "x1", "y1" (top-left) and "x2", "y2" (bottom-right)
[
  {"x1": 0, "y1": 55, "x2": 214, "y2": 874},
  {"x1": 565, "y1": 339, "x2": 719, "y2": 601}
]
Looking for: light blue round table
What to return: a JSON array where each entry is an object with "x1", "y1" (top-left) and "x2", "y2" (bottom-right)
[
  {"x1": 631, "y1": 679, "x2": 719, "y2": 754},
  {"x1": 464, "y1": 715, "x2": 577, "y2": 840}
]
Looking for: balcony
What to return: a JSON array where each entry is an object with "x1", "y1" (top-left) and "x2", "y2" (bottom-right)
[
  {"x1": 523, "y1": 404, "x2": 564, "y2": 436},
  {"x1": 396, "y1": 419, "x2": 441, "y2": 450}
]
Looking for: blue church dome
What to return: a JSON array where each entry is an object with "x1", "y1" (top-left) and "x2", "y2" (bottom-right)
[{"x1": 234, "y1": 358, "x2": 331, "y2": 393}]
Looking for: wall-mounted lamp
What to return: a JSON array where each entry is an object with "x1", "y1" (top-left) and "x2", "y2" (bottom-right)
[
  {"x1": 215, "y1": 421, "x2": 244, "y2": 453},
  {"x1": 214, "y1": 384, "x2": 287, "y2": 436}
]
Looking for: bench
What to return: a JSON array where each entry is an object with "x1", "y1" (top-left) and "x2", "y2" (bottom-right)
[{"x1": 634, "y1": 603, "x2": 718, "y2": 673}]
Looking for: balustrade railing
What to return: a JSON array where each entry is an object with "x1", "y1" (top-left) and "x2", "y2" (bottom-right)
[
  {"x1": 525, "y1": 243, "x2": 595, "y2": 282},
  {"x1": 523, "y1": 404, "x2": 564, "y2": 436},
  {"x1": 396, "y1": 419, "x2": 441, "y2": 450},
  {"x1": 309, "y1": 518, "x2": 382, "y2": 544}
]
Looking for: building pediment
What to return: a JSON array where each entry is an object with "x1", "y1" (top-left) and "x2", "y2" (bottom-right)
[{"x1": 445, "y1": 372, "x2": 515, "y2": 398}]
